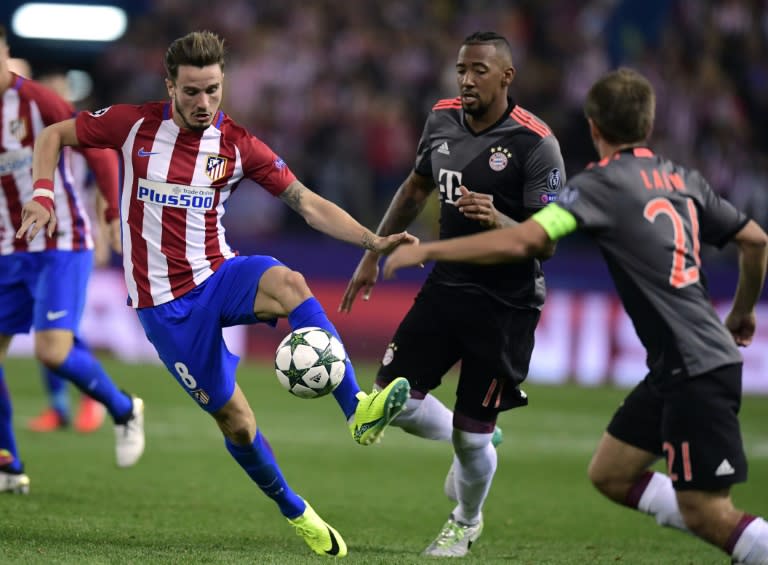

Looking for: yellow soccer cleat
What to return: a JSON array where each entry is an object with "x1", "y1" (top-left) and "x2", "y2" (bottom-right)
[
  {"x1": 288, "y1": 500, "x2": 347, "y2": 557},
  {"x1": 349, "y1": 377, "x2": 410, "y2": 445}
]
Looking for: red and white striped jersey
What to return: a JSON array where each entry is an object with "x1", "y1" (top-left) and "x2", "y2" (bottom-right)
[
  {"x1": 0, "y1": 73, "x2": 94, "y2": 254},
  {"x1": 75, "y1": 101, "x2": 297, "y2": 308}
]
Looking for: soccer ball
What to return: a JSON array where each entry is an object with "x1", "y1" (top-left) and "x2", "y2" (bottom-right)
[{"x1": 275, "y1": 327, "x2": 346, "y2": 399}]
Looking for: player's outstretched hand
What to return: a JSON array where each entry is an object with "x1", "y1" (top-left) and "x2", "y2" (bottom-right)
[
  {"x1": 455, "y1": 185, "x2": 498, "y2": 228},
  {"x1": 372, "y1": 231, "x2": 419, "y2": 255},
  {"x1": 339, "y1": 253, "x2": 380, "y2": 313},
  {"x1": 16, "y1": 200, "x2": 56, "y2": 242},
  {"x1": 725, "y1": 310, "x2": 757, "y2": 347},
  {"x1": 383, "y1": 242, "x2": 427, "y2": 280}
]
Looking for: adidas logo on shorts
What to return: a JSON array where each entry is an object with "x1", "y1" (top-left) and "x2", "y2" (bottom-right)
[{"x1": 714, "y1": 459, "x2": 735, "y2": 476}]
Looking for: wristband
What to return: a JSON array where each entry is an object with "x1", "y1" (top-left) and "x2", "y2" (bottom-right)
[
  {"x1": 32, "y1": 179, "x2": 55, "y2": 213},
  {"x1": 33, "y1": 178, "x2": 55, "y2": 193}
]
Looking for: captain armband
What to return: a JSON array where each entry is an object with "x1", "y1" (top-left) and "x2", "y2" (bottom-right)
[{"x1": 531, "y1": 204, "x2": 578, "y2": 241}]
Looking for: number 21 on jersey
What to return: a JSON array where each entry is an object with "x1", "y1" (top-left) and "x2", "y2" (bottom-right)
[{"x1": 644, "y1": 197, "x2": 701, "y2": 288}]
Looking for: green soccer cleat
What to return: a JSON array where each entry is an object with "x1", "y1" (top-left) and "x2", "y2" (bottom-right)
[
  {"x1": 288, "y1": 500, "x2": 347, "y2": 557},
  {"x1": 349, "y1": 377, "x2": 410, "y2": 445},
  {"x1": 423, "y1": 513, "x2": 483, "y2": 557},
  {"x1": 444, "y1": 426, "x2": 503, "y2": 501}
]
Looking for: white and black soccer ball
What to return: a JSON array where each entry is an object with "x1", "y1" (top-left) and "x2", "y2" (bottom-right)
[{"x1": 275, "y1": 327, "x2": 346, "y2": 399}]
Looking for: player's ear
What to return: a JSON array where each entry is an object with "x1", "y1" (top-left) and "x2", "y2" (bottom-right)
[
  {"x1": 587, "y1": 118, "x2": 602, "y2": 142},
  {"x1": 164, "y1": 78, "x2": 174, "y2": 98},
  {"x1": 502, "y1": 66, "x2": 516, "y2": 87}
]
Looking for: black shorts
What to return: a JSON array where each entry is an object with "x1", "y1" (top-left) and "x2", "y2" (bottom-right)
[
  {"x1": 607, "y1": 363, "x2": 747, "y2": 491},
  {"x1": 376, "y1": 283, "x2": 538, "y2": 426}
]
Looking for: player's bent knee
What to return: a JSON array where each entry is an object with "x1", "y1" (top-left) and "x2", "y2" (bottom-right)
[
  {"x1": 263, "y1": 268, "x2": 312, "y2": 307},
  {"x1": 452, "y1": 428, "x2": 493, "y2": 454},
  {"x1": 34, "y1": 337, "x2": 72, "y2": 368},
  {"x1": 276, "y1": 268, "x2": 306, "y2": 293},
  {"x1": 586, "y1": 458, "x2": 630, "y2": 503},
  {"x1": 34, "y1": 329, "x2": 74, "y2": 366},
  {"x1": 587, "y1": 456, "x2": 610, "y2": 489}
]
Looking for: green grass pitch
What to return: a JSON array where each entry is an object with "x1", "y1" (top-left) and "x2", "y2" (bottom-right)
[{"x1": 1, "y1": 356, "x2": 766, "y2": 564}]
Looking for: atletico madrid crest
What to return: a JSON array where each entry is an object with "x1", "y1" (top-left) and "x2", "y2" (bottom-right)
[
  {"x1": 204, "y1": 154, "x2": 227, "y2": 182},
  {"x1": 9, "y1": 118, "x2": 27, "y2": 141}
]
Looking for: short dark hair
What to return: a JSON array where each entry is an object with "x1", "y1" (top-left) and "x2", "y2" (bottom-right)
[
  {"x1": 462, "y1": 31, "x2": 513, "y2": 63},
  {"x1": 584, "y1": 67, "x2": 655, "y2": 144},
  {"x1": 0, "y1": 24, "x2": 7, "y2": 43},
  {"x1": 164, "y1": 30, "x2": 226, "y2": 81}
]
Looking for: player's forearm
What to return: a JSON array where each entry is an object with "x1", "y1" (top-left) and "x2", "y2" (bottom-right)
[
  {"x1": 732, "y1": 243, "x2": 768, "y2": 315},
  {"x1": 420, "y1": 232, "x2": 516, "y2": 264},
  {"x1": 730, "y1": 219, "x2": 768, "y2": 315},
  {"x1": 32, "y1": 125, "x2": 65, "y2": 183},
  {"x1": 375, "y1": 186, "x2": 428, "y2": 237},
  {"x1": 495, "y1": 211, "x2": 556, "y2": 259},
  {"x1": 299, "y1": 191, "x2": 378, "y2": 251}
]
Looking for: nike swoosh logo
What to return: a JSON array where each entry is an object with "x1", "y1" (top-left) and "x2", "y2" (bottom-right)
[
  {"x1": 46, "y1": 310, "x2": 68, "y2": 321},
  {"x1": 325, "y1": 527, "x2": 340, "y2": 556},
  {"x1": 137, "y1": 147, "x2": 159, "y2": 157}
]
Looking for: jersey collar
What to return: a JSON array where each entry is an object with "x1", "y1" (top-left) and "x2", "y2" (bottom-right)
[{"x1": 463, "y1": 97, "x2": 516, "y2": 136}]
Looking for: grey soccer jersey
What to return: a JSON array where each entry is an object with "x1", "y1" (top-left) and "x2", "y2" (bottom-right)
[
  {"x1": 558, "y1": 147, "x2": 748, "y2": 378},
  {"x1": 415, "y1": 97, "x2": 565, "y2": 307}
]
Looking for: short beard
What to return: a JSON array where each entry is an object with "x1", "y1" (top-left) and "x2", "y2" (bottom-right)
[
  {"x1": 462, "y1": 102, "x2": 489, "y2": 119},
  {"x1": 174, "y1": 96, "x2": 209, "y2": 131}
]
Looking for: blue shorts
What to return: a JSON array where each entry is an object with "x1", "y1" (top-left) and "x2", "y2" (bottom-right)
[
  {"x1": 137, "y1": 255, "x2": 283, "y2": 413},
  {"x1": 0, "y1": 250, "x2": 93, "y2": 336}
]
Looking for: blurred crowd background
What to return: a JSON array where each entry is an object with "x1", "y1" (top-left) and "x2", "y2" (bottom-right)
[
  {"x1": 9, "y1": 0, "x2": 768, "y2": 255},
  {"x1": 6, "y1": 0, "x2": 768, "y2": 385}
]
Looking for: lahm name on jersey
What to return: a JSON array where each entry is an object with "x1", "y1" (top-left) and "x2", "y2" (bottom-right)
[
  {"x1": 137, "y1": 178, "x2": 215, "y2": 210},
  {"x1": 639, "y1": 167, "x2": 686, "y2": 192}
]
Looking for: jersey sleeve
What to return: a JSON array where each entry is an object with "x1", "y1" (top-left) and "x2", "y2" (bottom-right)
[
  {"x1": 80, "y1": 147, "x2": 119, "y2": 220},
  {"x1": 33, "y1": 84, "x2": 75, "y2": 125},
  {"x1": 75, "y1": 105, "x2": 141, "y2": 149},
  {"x1": 555, "y1": 169, "x2": 616, "y2": 231},
  {"x1": 522, "y1": 135, "x2": 566, "y2": 210},
  {"x1": 239, "y1": 134, "x2": 297, "y2": 196},
  {"x1": 692, "y1": 171, "x2": 749, "y2": 247},
  {"x1": 413, "y1": 116, "x2": 434, "y2": 177}
]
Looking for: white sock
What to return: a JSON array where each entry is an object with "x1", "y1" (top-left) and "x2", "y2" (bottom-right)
[
  {"x1": 391, "y1": 394, "x2": 452, "y2": 441},
  {"x1": 451, "y1": 429, "x2": 496, "y2": 525},
  {"x1": 636, "y1": 472, "x2": 689, "y2": 532},
  {"x1": 731, "y1": 516, "x2": 768, "y2": 564}
]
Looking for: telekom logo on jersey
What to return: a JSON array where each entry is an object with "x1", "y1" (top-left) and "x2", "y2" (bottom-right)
[{"x1": 438, "y1": 168, "x2": 462, "y2": 203}]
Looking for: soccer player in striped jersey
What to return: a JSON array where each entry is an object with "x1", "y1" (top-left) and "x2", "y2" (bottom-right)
[
  {"x1": 0, "y1": 25, "x2": 144, "y2": 495},
  {"x1": 383, "y1": 67, "x2": 768, "y2": 564},
  {"x1": 341, "y1": 31, "x2": 565, "y2": 556},
  {"x1": 9, "y1": 65, "x2": 107, "y2": 434},
  {"x1": 18, "y1": 30, "x2": 415, "y2": 557}
]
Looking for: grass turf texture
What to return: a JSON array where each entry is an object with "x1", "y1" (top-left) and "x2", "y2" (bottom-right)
[{"x1": 1, "y1": 356, "x2": 767, "y2": 564}]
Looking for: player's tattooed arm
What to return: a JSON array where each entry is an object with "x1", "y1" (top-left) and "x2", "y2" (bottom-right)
[
  {"x1": 279, "y1": 181, "x2": 305, "y2": 213},
  {"x1": 280, "y1": 180, "x2": 416, "y2": 254},
  {"x1": 361, "y1": 231, "x2": 377, "y2": 251}
]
